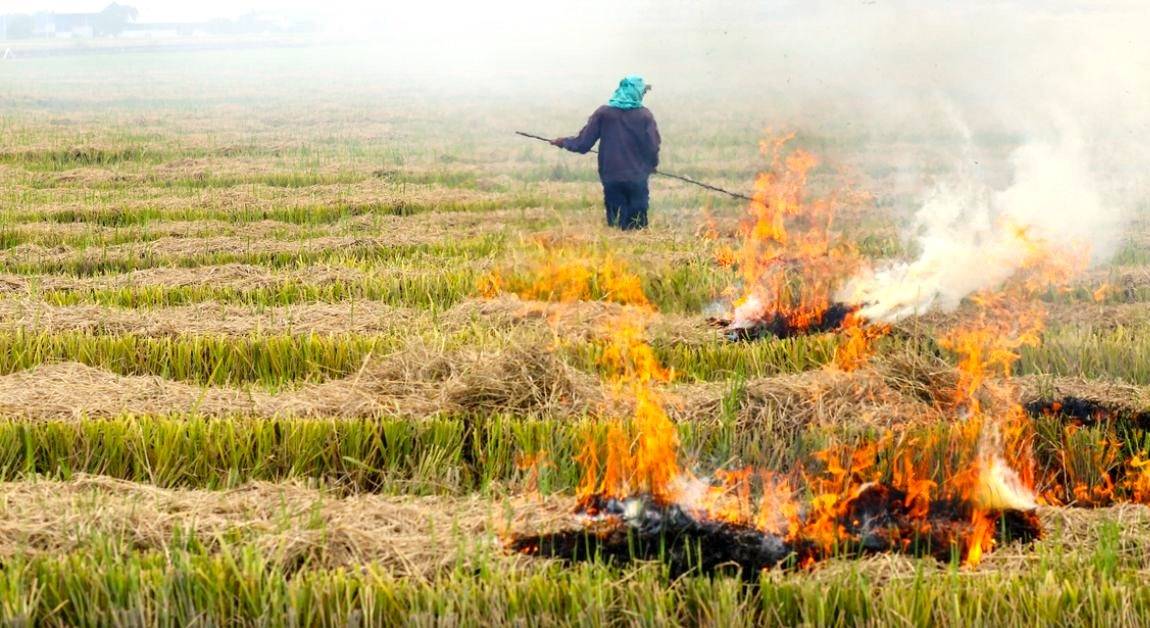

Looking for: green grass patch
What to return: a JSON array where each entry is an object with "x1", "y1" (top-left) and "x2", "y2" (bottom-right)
[
  {"x1": 39, "y1": 268, "x2": 481, "y2": 310},
  {"x1": 1021, "y1": 325, "x2": 1150, "y2": 384},
  {"x1": 0, "y1": 332, "x2": 391, "y2": 387},
  {"x1": 0, "y1": 413, "x2": 811, "y2": 493},
  {"x1": 2, "y1": 529, "x2": 1150, "y2": 626},
  {"x1": 0, "y1": 325, "x2": 840, "y2": 387},
  {"x1": 0, "y1": 415, "x2": 590, "y2": 493},
  {"x1": 0, "y1": 145, "x2": 158, "y2": 170},
  {"x1": 1, "y1": 193, "x2": 580, "y2": 228},
  {"x1": 3, "y1": 235, "x2": 504, "y2": 277}
]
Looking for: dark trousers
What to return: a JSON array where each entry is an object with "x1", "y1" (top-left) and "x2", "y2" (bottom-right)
[{"x1": 602, "y1": 179, "x2": 649, "y2": 230}]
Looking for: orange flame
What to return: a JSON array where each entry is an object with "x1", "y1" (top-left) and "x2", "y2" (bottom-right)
[
  {"x1": 833, "y1": 313, "x2": 889, "y2": 371},
  {"x1": 479, "y1": 250, "x2": 652, "y2": 309},
  {"x1": 720, "y1": 135, "x2": 868, "y2": 342}
]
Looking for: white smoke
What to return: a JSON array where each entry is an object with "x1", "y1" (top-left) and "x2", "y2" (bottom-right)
[
  {"x1": 763, "y1": 2, "x2": 1148, "y2": 325},
  {"x1": 838, "y1": 120, "x2": 1121, "y2": 323}
]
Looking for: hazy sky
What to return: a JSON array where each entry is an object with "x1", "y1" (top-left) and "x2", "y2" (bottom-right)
[
  {"x1": 7, "y1": 0, "x2": 1146, "y2": 18},
  {"x1": 6, "y1": 1, "x2": 323, "y2": 21},
  {"x1": 3, "y1": 1, "x2": 584, "y2": 26},
  {"x1": 7, "y1": 1, "x2": 1146, "y2": 35}
]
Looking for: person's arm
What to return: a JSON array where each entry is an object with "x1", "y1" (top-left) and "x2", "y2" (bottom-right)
[
  {"x1": 646, "y1": 113, "x2": 661, "y2": 172},
  {"x1": 552, "y1": 108, "x2": 603, "y2": 153}
]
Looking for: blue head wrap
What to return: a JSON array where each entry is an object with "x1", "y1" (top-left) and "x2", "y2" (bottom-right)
[{"x1": 607, "y1": 75, "x2": 647, "y2": 109}]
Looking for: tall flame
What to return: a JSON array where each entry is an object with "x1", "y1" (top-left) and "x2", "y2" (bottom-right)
[{"x1": 721, "y1": 136, "x2": 863, "y2": 332}]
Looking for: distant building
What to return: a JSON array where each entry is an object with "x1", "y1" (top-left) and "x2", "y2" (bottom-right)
[{"x1": 43, "y1": 13, "x2": 97, "y2": 38}]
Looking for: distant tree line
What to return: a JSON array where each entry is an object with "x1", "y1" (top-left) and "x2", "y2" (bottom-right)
[{"x1": 94, "y1": 3, "x2": 140, "y2": 37}]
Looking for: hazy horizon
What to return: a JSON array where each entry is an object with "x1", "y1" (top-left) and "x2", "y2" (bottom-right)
[{"x1": 5, "y1": 0, "x2": 1148, "y2": 212}]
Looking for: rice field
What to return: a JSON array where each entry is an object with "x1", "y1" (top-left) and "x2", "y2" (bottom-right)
[{"x1": 2, "y1": 47, "x2": 1150, "y2": 626}]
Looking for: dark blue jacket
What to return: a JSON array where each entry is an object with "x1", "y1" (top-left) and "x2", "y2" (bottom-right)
[{"x1": 560, "y1": 105, "x2": 661, "y2": 182}]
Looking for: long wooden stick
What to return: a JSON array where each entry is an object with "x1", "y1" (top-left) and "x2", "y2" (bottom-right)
[{"x1": 516, "y1": 131, "x2": 754, "y2": 202}]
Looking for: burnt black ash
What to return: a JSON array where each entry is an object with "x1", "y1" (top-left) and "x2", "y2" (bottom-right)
[
  {"x1": 511, "y1": 496, "x2": 793, "y2": 579},
  {"x1": 1024, "y1": 396, "x2": 1150, "y2": 431},
  {"x1": 511, "y1": 486, "x2": 1041, "y2": 578},
  {"x1": 841, "y1": 484, "x2": 1041, "y2": 562},
  {"x1": 709, "y1": 303, "x2": 858, "y2": 341}
]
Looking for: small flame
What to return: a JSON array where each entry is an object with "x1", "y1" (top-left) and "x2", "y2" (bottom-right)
[
  {"x1": 517, "y1": 450, "x2": 550, "y2": 496},
  {"x1": 1092, "y1": 283, "x2": 1112, "y2": 303},
  {"x1": 479, "y1": 250, "x2": 652, "y2": 308},
  {"x1": 973, "y1": 457, "x2": 1038, "y2": 511},
  {"x1": 833, "y1": 313, "x2": 888, "y2": 371},
  {"x1": 965, "y1": 511, "x2": 995, "y2": 567},
  {"x1": 1125, "y1": 455, "x2": 1150, "y2": 504}
]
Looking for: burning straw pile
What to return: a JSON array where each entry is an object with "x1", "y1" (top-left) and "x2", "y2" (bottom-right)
[
  {"x1": 512, "y1": 483, "x2": 1040, "y2": 579},
  {"x1": 706, "y1": 137, "x2": 873, "y2": 345},
  {"x1": 510, "y1": 299, "x2": 1046, "y2": 577}
]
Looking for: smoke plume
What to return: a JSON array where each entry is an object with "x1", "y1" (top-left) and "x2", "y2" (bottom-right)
[
  {"x1": 838, "y1": 122, "x2": 1117, "y2": 323},
  {"x1": 822, "y1": 2, "x2": 1149, "y2": 323}
]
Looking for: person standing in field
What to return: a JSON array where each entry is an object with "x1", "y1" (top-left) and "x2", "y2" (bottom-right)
[{"x1": 552, "y1": 75, "x2": 661, "y2": 231}]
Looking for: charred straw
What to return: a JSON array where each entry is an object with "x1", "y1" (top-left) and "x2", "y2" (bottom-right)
[
  {"x1": 710, "y1": 302, "x2": 860, "y2": 341},
  {"x1": 512, "y1": 484, "x2": 1041, "y2": 579}
]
